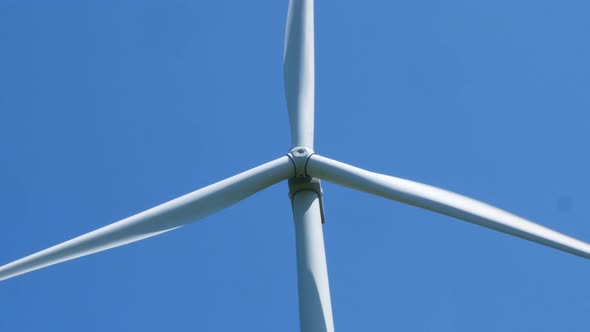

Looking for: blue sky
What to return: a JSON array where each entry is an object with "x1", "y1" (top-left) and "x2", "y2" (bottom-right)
[{"x1": 1, "y1": 1, "x2": 590, "y2": 331}]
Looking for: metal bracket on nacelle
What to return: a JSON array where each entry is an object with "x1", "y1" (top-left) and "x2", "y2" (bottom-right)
[
  {"x1": 288, "y1": 177, "x2": 326, "y2": 224},
  {"x1": 287, "y1": 147, "x2": 326, "y2": 224}
]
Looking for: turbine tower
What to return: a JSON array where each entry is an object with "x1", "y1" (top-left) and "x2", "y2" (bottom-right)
[{"x1": 1, "y1": 1, "x2": 589, "y2": 331}]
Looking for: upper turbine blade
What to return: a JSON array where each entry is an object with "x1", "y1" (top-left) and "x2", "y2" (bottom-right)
[
  {"x1": 307, "y1": 154, "x2": 590, "y2": 259},
  {"x1": 0, "y1": 156, "x2": 294, "y2": 282},
  {"x1": 284, "y1": 0, "x2": 315, "y2": 148}
]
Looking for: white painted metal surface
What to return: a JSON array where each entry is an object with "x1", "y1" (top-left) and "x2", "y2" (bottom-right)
[
  {"x1": 307, "y1": 154, "x2": 590, "y2": 259},
  {"x1": 284, "y1": 1, "x2": 334, "y2": 330},
  {"x1": 0, "y1": 156, "x2": 294, "y2": 281},
  {"x1": 292, "y1": 190, "x2": 334, "y2": 332},
  {"x1": 284, "y1": 0, "x2": 315, "y2": 148}
]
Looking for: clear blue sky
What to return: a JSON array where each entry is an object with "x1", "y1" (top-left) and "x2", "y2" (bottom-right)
[{"x1": 1, "y1": 1, "x2": 589, "y2": 331}]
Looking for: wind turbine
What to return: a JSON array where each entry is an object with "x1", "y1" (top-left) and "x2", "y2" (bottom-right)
[{"x1": 1, "y1": 1, "x2": 589, "y2": 331}]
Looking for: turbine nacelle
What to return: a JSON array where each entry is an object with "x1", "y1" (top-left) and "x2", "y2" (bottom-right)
[{"x1": 287, "y1": 146, "x2": 326, "y2": 225}]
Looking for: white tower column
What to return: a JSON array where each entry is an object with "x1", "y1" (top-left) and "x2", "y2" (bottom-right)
[{"x1": 292, "y1": 190, "x2": 334, "y2": 332}]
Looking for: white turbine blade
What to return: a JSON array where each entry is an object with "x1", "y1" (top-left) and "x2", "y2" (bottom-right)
[
  {"x1": 307, "y1": 154, "x2": 590, "y2": 259},
  {"x1": 0, "y1": 156, "x2": 294, "y2": 282},
  {"x1": 284, "y1": 0, "x2": 315, "y2": 148}
]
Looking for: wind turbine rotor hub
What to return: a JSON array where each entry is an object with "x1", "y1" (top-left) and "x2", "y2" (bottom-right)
[
  {"x1": 287, "y1": 146, "x2": 325, "y2": 224},
  {"x1": 287, "y1": 146, "x2": 315, "y2": 178}
]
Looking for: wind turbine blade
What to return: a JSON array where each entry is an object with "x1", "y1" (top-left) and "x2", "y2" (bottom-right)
[
  {"x1": 307, "y1": 154, "x2": 590, "y2": 259},
  {"x1": 0, "y1": 156, "x2": 294, "y2": 282},
  {"x1": 284, "y1": 0, "x2": 315, "y2": 148}
]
